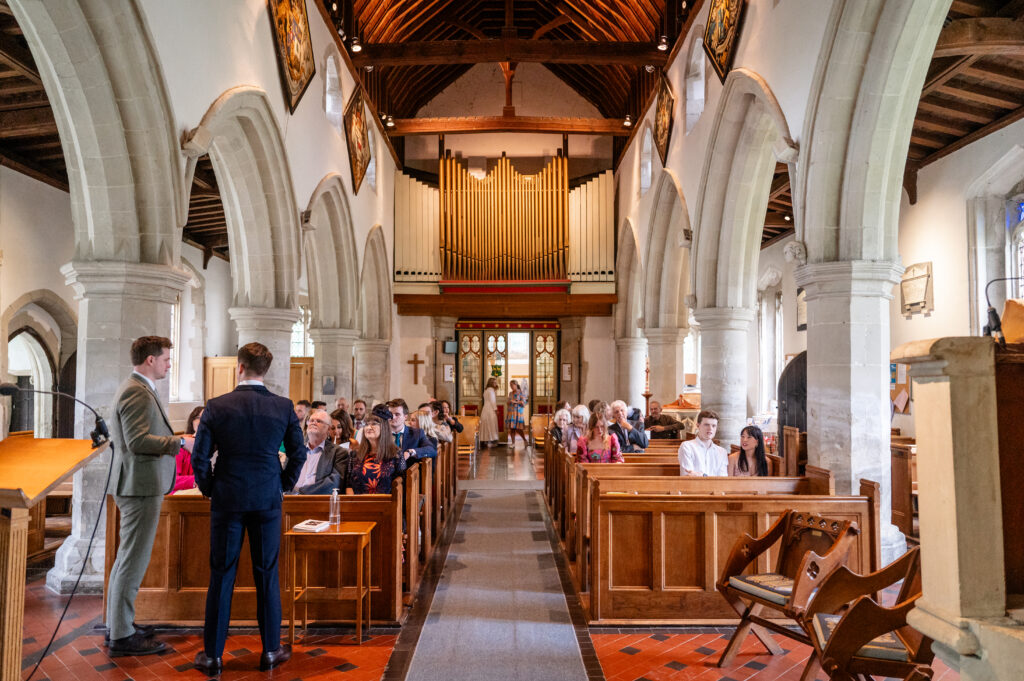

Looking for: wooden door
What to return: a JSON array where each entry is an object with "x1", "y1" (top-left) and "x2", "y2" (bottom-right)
[
  {"x1": 289, "y1": 357, "x2": 314, "y2": 402},
  {"x1": 203, "y1": 357, "x2": 238, "y2": 401},
  {"x1": 777, "y1": 351, "x2": 806, "y2": 466}
]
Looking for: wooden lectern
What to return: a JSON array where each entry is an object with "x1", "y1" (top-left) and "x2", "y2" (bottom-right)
[{"x1": 0, "y1": 434, "x2": 107, "y2": 681}]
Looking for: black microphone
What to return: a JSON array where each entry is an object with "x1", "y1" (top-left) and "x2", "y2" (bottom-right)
[
  {"x1": 984, "y1": 305, "x2": 1006, "y2": 347},
  {"x1": 0, "y1": 382, "x2": 110, "y2": 447}
]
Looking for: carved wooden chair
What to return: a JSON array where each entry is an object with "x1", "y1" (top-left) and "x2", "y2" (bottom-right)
[
  {"x1": 716, "y1": 510, "x2": 860, "y2": 670},
  {"x1": 799, "y1": 546, "x2": 933, "y2": 681}
]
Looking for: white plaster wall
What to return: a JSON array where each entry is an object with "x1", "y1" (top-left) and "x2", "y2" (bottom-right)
[
  {"x1": 0, "y1": 167, "x2": 76, "y2": 314},
  {"x1": 181, "y1": 244, "x2": 236, "y2": 357},
  {"x1": 138, "y1": 0, "x2": 397, "y2": 310},
  {"x1": 404, "y1": 62, "x2": 612, "y2": 168},
  {"x1": 581, "y1": 316, "x2": 615, "y2": 404},
  {"x1": 394, "y1": 315, "x2": 432, "y2": 407}
]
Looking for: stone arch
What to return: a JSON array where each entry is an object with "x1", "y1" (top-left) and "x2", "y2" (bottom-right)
[
  {"x1": 305, "y1": 173, "x2": 360, "y2": 330},
  {"x1": 184, "y1": 87, "x2": 302, "y2": 311},
  {"x1": 684, "y1": 27, "x2": 706, "y2": 134},
  {"x1": 1, "y1": 289, "x2": 77, "y2": 372},
  {"x1": 6, "y1": 328, "x2": 56, "y2": 437},
  {"x1": 798, "y1": 0, "x2": 953, "y2": 264},
  {"x1": 359, "y1": 224, "x2": 391, "y2": 342},
  {"x1": 643, "y1": 169, "x2": 692, "y2": 329},
  {"x1": 9, "y1": 0, "x2": 183, "y2": 265},
  {"x1": 614, "y1": 219, "x2": 643, "y2": 339},
  {"x1": 691, "y1": 68, "x2": 795, "y2": 311}
]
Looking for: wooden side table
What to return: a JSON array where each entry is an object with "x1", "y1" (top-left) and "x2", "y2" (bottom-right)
[{"x1": 285, "y1": 520, "x2": 375, "y2": 645}]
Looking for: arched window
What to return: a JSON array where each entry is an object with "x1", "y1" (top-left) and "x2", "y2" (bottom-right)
[
  {"x1": 291, "y1": 306, "x2": 315, "y2": 357},
  {"x1": 1012, "y1": 197, "x2": 1024, "y2": 297},
  {"x1": 684, "y1": 34, "x2": 706, "y2": 135},
  {"x1": 366, "y1": 125, "x2": 377, "y2": 192},
  {"x1": 324, "y1": 54, "x2": 343, "y2": 131},
  {"x1": 639, "y1": 127, "x2": 653, "y2": 196}
]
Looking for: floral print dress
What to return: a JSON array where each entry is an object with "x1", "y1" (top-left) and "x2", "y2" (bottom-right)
[{"x1": 347, "y1": 452, "x2": 407, "y2": 494}]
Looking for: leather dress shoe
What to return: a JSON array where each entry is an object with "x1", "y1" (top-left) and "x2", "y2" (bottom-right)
[
  {"x1": 104, "y1": 623, "x2": 154, "y2": 643},
  {"x1": 107, "y1": 632, "x2": 166, "y2": 657},
  {"x1": 259, "y1": 644, "x2": 291, "y2": 671},
  {"x1": 193, "y1": 650, "x2": 223, "y2": 676}
]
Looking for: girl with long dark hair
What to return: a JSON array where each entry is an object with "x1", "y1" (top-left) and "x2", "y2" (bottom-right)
[
  {"x1": 729, "y1": 425, "x2": 769, "y2": 477},
  {"x1": 346, "y1": 415, "x2": 406, "y2": 494}
]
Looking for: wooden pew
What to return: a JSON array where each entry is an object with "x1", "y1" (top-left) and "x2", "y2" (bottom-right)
[
  {"x1": 781, "y1": 425, "x2": 807, "y2": 476},
  {"x1": 584, "y1": 478, "x2": 881, "y2": 624},
  {"x1": 104, "y1": 481, "x2": 406, "y2": 625},
  {"x1": 891, "y1": 440, "x2": 917, "y2": 537},
  {"x1": 404, "y1": 463, "x2": 422, "y2": 598},
  {"x1": 572, "y1": 467, "x2": 835, "y2": 593}
]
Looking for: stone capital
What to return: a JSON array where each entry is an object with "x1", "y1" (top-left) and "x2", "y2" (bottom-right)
[
  {"x1": 794, "y1": 260, "x2": 903, "y2": 301},
  {"x1": 229, "y1": 306, "x2": 300, "y2": 333},
  {"x1": 614, "y1": 336, "x2": 648, "y2": 351},
  {"x1": 309, "y1": 326, "x2": 361, "y2": 344},
  {"x1": 643, "y1": 327, "x2": 687, "y2": 345},
  {"x1": 355, "y1": 338, "x2": 392, "y2": 352},
  {"x1": 692, "y1": 307, "x2": 755, "y2": 330},
  {"x1": 891, "y1": 336, "x2": 996, "y2": 380},
  {"x1": 557, "y1": 316, "x2": 585, "y2": 332},
  {"x1": 61, "y1": 260, "x2": 191, "y2": 303}
]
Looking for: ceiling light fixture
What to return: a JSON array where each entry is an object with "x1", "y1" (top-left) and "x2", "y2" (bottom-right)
[
  {"x1": 331, "y1": 1, "x2": 338, "y2": 10},
  {"x1": 681, "y1": 1, "x2": 688, "y2": 9},
  {"x1": 386, "y1": 115, "x2": 395, "y2": 128},
  {"x1": 657, "y1": 35, "x2": 669, "y2": 51},
  {"x1": 365, "y1": 64, "x2": 374, "y2": 72},
  {"x1": 784, "y1": 215, "x2": 791, "y2": 222},
  {"x1": 623, "y1": 114, "x2": 633, "y2": 128},
  {"x1": 350, "y1": 36, "x2": 362, "y2": 53},
  {"x1": 644, "y1": 64, "x2": 656, "y2": 73}
]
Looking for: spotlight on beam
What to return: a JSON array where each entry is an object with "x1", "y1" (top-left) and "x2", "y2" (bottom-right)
[
  {"x1": 623, "y1": 114, "x2": 633, "y2": 128},
  {"x1": 350, "y1": 36, "x2": 362, "y2": 53},
  {"x1": 657, "y1": 35, "x2": 669, "y2": 51}
]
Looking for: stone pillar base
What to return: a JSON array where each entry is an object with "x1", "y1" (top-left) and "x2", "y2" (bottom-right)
[
  {"x1": 355, "y1": 339, "x2": 391, "y2": 405},
  {"x1": 614, "y1": 337, "x2": 648, "y2": 410}
]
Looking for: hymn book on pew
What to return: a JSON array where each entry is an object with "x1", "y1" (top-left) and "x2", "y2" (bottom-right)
[{"x1": 292, "y1": 519, "x2": 332, "y2": 533}]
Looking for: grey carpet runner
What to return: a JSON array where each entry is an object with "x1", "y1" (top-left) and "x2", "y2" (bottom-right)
[{"x1": 404, "y1": 485, "x2": 587, "y2": 681}]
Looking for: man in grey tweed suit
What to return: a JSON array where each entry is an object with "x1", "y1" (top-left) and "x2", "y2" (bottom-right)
[{"x1": 105, "y1": 336, "x2": 193, "y2": 656}]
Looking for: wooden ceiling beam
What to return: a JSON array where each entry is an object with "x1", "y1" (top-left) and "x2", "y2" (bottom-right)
[
  {"x1": 933, "y1": 17, "x2": 1024, "y2": 58},
  {"x1": 937, "y1": 80, "x2": 1020, "y2": 108},
  {"x1": 0, "y1": 142, "x2": 67, "y2": 191},
  {"x1": 350, "y1": 38, "x2": 668, "y2": 66},
  {"x1": 388, "y1": 114, "x2": 632, "y2": 135},
  {"x1": 532, "y1": 14, "x2": 571, "y2": 40},
  {"x1": 914, "y1": 111, "x2": 974, "y2": 136},
  {"x1": 917, "y1": 96, "x2": 995, "y2": 123},
  {"x1": 920, "y1": 103, "x2": 1024, "y2": 167},
  {"x1": 921, "y1": 55, "x2": 978, "y2": 96},
  {"x1": 962, "y1": 59, "x2": 1024, "y2": 88},
  {"x1": 0, "y1": 106, "x2": 55, "y2": 138},
  {"x1": 0, "y1": 30, "x2": 41, "y2": 85}
]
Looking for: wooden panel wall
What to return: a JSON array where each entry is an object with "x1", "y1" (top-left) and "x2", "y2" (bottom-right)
[{"x1": 203, "y1": 357, "x2": 238, "y2": 401}]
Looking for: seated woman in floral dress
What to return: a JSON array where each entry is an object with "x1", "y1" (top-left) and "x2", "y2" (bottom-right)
[
  {"x1": 574, "y1": 411, "x2": 624, "y2": 464},
  {"x1": 173, "y1": 405, "x2": 204, "y2": 492},
  {"x1": 345, "y1": 415, "x2": 407, "y2": 495}
]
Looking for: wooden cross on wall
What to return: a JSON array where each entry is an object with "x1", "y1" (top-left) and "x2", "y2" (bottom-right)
[{"x1": 408, "y1": 353, "x2": 425, "y2": 385}]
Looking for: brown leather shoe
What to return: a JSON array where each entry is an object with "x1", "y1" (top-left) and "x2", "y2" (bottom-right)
[
  {"x1": 107, "y1": 632, "x2": 166, "y2": 657},
  {"x1": 259, "y1": 644, "x2": 291, "y2": 671},
  {"x1": 193, "y1": 650, "x2": 223, "y2": 675}
]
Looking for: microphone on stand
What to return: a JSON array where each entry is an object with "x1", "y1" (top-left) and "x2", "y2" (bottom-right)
[
  {"x1": 982, "y1": 276, "x2": 1024, "y2": 348},
  {"x1": 0, "y1": 382, "x2": 109, "y2": 446}
]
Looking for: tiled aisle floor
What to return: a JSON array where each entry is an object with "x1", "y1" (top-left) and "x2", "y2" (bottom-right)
[
  {"x1": 20, "y1": 570, "x2": 397, "y2": 681},
  {"x1": 591, "y1": 629, "x2": 961, "y2": 681}
]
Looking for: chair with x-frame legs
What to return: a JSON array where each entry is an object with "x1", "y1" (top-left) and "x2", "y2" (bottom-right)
[{"x1": 715, "y1": 510, "x2": 861, "y2": 674}]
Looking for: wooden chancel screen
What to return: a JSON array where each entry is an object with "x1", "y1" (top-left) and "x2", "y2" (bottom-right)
[{"x1": 440, "y1": 152, "x2": 568, "y2": 280}]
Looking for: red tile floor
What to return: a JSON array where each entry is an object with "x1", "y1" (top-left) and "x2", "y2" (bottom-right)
[
  {"x1": 591, "y1": 630, "x2": 960, "y2": 681},
  {"x1": 21, "y1": 570, "x2": 396, "y2": 681}
]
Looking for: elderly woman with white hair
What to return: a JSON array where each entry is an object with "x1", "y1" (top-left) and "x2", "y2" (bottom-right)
[
  {"x1": 564, "y1": 404, "x2": 590, "y2": 453},
  {"x1": 608, "y1": 399, "x2": 649, "y2": 453},
  {"x1": 549, "y1": 408, "x2": 572, "y2": 446}
]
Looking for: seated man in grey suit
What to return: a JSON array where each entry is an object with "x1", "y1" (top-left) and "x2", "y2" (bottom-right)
[{"x1": 291, "y1": 409, "x2": 349, "y2": 494}]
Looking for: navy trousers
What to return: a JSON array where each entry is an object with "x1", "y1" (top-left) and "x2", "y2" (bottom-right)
[{"x1": 203, "y1": 507, "x2": 282, "y2": 657}]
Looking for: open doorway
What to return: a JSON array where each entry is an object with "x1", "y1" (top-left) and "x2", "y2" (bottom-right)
[{"x1": 7, "y1": 329, "x2": 56, "y2": 436}]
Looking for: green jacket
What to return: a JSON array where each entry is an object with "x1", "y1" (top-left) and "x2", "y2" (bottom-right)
[{"x1": 109, "y1": 374, "x2": 179, "y2": 496}]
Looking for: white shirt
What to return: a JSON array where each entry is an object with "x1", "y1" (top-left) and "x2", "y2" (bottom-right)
[
  {"x1": 238, "y1": 379, "x2": 264, "y2": 386},
  {"x1": 293, "y1": 441, "x2": 324, "y2": 492},
  {"x1": 131, "y1": 371, "x2": 156, "y2": 392},
  {"x1": 678, "y1": 437, "x2": 728, "y2": 477}
]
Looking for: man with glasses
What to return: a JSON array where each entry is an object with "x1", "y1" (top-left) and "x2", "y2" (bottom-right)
[{"x1": 291, "y1": 409, "x2": 349, "y2": 494}]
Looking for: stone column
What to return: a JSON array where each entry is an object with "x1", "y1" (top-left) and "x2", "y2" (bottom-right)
[
  {"x1": 354, "y1": 339, "x2": 391, "y2": 406},
  {"x1": 693, "y1": 307, "x2": 754, "y2": 447},
  {"x1": 795, "y1": 260, "x2": 906, "y2": 562},
  {"x1": 614, "y1": 337, "x2": 647, "y2": 411},
  {"x1": 48, "y1": 261, "x2": 190, "y2": 594},
  {"x1": 431, "y1": 316, "x2": 458, "y2": 404},
  {"x1": 229, "y1": 307, "x2": 299, "y2": 398},
  {"x1": 309, "y1": 327, "x2": 359, "y2": 404},
  {"x1": 644, "y1": 327, "x2": 686, "y2": 404},
  {"x1": 558, "y1": 317, "x2": 584, "y2": 404}
]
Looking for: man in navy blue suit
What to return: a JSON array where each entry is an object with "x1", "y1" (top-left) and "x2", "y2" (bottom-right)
[
  {"x1": 190, "y1": 342, "x2": 305, "y2": 674},
  {"x1": 384, "y1": 398, "x2": 436, "y2": 463}
]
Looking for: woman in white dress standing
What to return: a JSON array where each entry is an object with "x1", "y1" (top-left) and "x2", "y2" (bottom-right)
[{"x1": 479, "y1": 376, "x2": 500, "y2": 447}]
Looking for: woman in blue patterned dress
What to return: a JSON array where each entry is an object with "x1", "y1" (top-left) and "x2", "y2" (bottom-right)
[
  {"x1": 345, "y1": 415, "x2": 406, "y2": 495},
  {"x1": 505, "y1": 380, "x2": 526, "y2": 445}
]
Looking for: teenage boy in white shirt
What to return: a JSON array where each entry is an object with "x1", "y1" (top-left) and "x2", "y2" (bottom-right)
[{"x1": 678, "y1": 410, "x2": 728, "y2": 476}]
